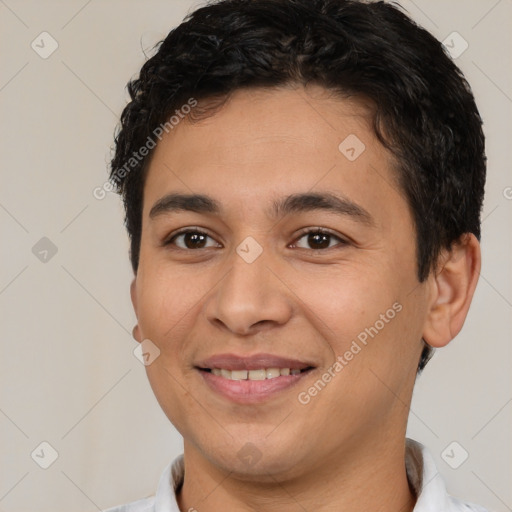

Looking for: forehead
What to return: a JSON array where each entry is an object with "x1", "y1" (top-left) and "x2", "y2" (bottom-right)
[{"x1": 143, "y1": 86, "x2": 403, "y2": 221}]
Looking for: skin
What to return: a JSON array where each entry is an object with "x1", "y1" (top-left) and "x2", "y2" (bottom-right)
[{"x1": 130, "y1": 85, "x2": 481, "y2": 511}]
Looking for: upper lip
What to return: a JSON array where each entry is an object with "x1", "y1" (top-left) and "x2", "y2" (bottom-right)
[{"x1": 197, "y1": 353, "x2": 315, "y2": 371}]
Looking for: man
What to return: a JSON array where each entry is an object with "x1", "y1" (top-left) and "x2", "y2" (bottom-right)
[{"x1": 107, "y1": 0, "x2": 487, "y2": 510}]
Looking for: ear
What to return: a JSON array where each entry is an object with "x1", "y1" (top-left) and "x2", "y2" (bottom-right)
[
  {"x1": 423, "y1": 233, "x2": 481, "y2": 348},
  {"x1": 130, "y1": 278, "x2": 142, "y2": 343}
]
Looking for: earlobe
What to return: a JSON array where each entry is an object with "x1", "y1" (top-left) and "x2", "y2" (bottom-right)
[
  {"x1": 422, "y1": 234, "x2": 481, "y2": 348},
  {"x1": 130, "y1": 278, "x2": 142, "y2": 343},
  {"x1": 132, "y1": 324, "x2": 142, "y2": 342}
]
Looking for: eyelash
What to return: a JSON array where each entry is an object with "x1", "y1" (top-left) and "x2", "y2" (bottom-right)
[
  {"x1": 292, "y1": 227, "x2": 348, "y2": 250},
  {"x1": 164, "y1": 227, "x2": 348, "y2": 252}
]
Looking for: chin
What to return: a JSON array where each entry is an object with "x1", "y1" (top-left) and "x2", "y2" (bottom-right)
[{"x1": 200, "y1": 436, "x2": 309, "y2": 482}]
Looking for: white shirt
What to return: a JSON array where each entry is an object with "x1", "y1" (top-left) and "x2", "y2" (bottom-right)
[{"x1": 104, "y1": 439, "x2": 489, "y2": 512}]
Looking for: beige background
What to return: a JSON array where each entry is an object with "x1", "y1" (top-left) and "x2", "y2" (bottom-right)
[{"x1": 0, "y1": 1, "x2": 510, "y2": 511}]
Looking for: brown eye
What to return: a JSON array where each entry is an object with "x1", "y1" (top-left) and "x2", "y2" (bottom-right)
[
  {"x1": 307, "y1": 232, "x2": 331, "y2": 249},
  {"x1": 293, "y1": 230, "x2": 346, "y2": 250},
  {"x1": 169, "y1": 230, "x2": 220, "y2": 249}
]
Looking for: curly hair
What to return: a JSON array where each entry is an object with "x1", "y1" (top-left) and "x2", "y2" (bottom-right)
[{"x1": 110, "y1": 0, "x2": 486, "y2": 371}]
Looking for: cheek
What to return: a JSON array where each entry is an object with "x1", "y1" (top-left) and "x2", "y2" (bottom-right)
[
  {"x1": 292, "y1": 260, "x2": 424, "y2": 388},
  {"x1": 291, "y1": 264, "x2": 398, "y2": 347},
  {"x1": 135, "y1": 264, "x2": 209, "y2": 431},
  {"x1": 134, "y1": 263, "x2": 211, "y2": 375},
  {"x1": 297, "y1": 269, "x2": 424, "y2": 424},
  {"x1": 136, "y1": 262, "x2": 200, "y2": 332}
]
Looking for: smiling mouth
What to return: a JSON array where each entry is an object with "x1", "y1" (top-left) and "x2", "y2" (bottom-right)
[
  {"x1": 200, "y1": 367, "x2": 314, "y2": 381},
  {"x1": 195, "y1": 353, "x2": 316, "y2": 403}
]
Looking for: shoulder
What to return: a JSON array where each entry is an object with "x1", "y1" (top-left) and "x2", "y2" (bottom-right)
[
  {"x1": 102, "y1": 496, "x2": 155, "y2": 512},
  {"x1": 448, "y1": 496, "x2": 490, "y2": 512},
  {"x1": 102, "y1": 456, "x2": 182, "y2": 512},
  {"x1": 406, "y1": 439, "x2": 490, "y2": 512}
]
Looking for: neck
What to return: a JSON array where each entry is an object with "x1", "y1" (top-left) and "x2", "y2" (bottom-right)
[{"x1": 177, "y1": 435, "x2": 416, "y2": 512}]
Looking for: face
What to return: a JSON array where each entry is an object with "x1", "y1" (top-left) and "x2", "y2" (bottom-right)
[{"x1": 131, "y1": 86, "x2": 430, "y2": 481}]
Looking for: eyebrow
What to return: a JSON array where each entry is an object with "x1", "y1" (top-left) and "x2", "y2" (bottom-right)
[
  {"x1": 271, "y1": 192, "x2": 374, "y2": 226},
  {"x1": 149, "y1": 193, "x2": 221, "y2": 218},
  {"x1": 149, "y1": 192, "x2": 374, "y2": 226}
]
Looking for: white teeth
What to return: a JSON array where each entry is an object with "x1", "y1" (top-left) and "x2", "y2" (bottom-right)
[
  {"x1": 230, "y1": 370, "x2": 248, "y2": 380},
  {"x1": 209, "y1": 367, "x2": 305, "y2": 381},
  {"x1": 266, "y1": 368, "x2": 281, "y2": 379},
  {"x1": 248, "y1": 369, "x2": 266, "y2": 380}
]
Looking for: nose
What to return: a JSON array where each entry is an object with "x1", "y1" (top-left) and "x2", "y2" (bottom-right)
[{"x1": 205, "y1": 248, "x2": 293, "y2": 336}]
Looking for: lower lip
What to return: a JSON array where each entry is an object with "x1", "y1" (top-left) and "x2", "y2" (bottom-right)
[{"x1": 198, "y1": 369, "x2": 312, "y2": 404}]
